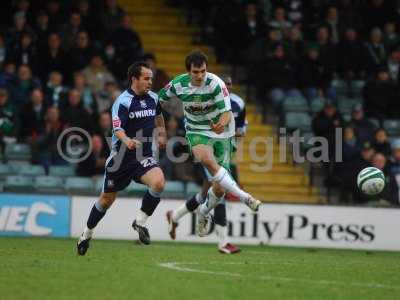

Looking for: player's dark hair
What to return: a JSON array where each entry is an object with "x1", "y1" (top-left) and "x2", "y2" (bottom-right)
[
  {"x1": 127, "y1": 61, "x2": 150, "y2": 85},
  {"x1": 185, "y1": 50, "x2": 208, "y2": 71},
  {"x1": 142, "y1": 52, "x2": 156, "y2": 62}
]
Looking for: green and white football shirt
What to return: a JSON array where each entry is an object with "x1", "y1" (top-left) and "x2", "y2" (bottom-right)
[{"x1": 158, "y1": 72, "x2": 235, "y2": 139}]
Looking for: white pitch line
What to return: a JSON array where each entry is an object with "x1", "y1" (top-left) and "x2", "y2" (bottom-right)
[
  {"x1": 158, "y1": 261, "x2": 400, "y2": 290},
  {"x1": 159, "y1": 262, "x2": 241, "y2": 277}
]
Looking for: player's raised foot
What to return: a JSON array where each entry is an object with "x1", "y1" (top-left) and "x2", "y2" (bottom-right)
[
  {"x1": 219, "y1": 243, "x2": 241, "y2": 254},
  {"x1": 76, "y1": 234, "x2": 91, "y2": 256},
  {"x1": 196, "y1": 212, "x2": 212, "y2": 237},
  {"x1": 245, "y1": 196, "x2": 261, "y2": 212},
  {"x1": 166, "y1": 210, "x2": 178, "y2": 240},
  {"x1": 132, "y1": 220, "x2": 151, "y2": 245}
]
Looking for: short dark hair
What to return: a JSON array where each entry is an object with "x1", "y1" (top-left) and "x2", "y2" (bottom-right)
[
  {"x1": 142, "y1": 52, "x2": 156, "y2": 62},
  {"x1": 185, "y1": 50, "x2": 208, "y2": 71},
  {"x1": 127, "y1": 61, "x2": 150, "y2": 84}
]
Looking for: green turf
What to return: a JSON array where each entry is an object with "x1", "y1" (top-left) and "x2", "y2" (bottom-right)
[{"x1": 1, "y1": 237, "x2": 400, "y2": 300}]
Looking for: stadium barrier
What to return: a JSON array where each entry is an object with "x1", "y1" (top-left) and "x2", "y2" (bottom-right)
[{"x1": 1, "y1": 194, "x2": 400, "y2": 251}]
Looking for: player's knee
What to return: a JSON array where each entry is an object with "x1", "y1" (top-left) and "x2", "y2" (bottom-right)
[
  {"x1": 202, "y1": 158, "x2": 219, "y2": 174},
  {"x1": 151, "y1": 178, "x2": 165, "y2": 193},
  {"x1": 214, "y1": 190, "x2": 225, "y2": 198},
  {"x1": 213, "y1": 184, "x2": 225, "y2": 198},
  {"x1": 100, "y1": 193, "x2": 116, "y2": 209}
]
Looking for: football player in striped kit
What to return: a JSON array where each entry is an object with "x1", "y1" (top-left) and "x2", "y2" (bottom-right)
[{"x1": 160, "y1": 51, "x2": 255, "y2": 253}]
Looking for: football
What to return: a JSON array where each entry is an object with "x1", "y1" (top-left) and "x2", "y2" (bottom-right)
[{"x1": 357, "y1": 167, "x2": 386, "y2": 195}]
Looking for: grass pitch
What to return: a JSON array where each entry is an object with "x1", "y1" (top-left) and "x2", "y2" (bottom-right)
[{"x1": 1, "y1": 237, "x2": 400, "y2": 300}]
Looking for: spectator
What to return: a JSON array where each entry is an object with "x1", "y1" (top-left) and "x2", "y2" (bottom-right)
[
  {"x1": 46, "y1": 0, "x2": 65, "y2": 31},
  {"x1": 60, "y1": 11, "x2": 84, "y2": 51},
  {"x1": 240, "y1": 2, "x2": 267, "y2": 42},
  {"x1": 355, "y1": 141, "x2": 375, "y2": 171},
  {"x1": 99, "y1": 0, "x2": 126, "y2": 36},
  {"x1": 9, "y1": 31, "x2": 37, "y2": 71},
  {"x1": 386, "y1": 46, "x2": 400, "y2": 83},
  {"x1": 383, "y1": 21, "x2": 400, "y2": 50},
  {"x1": 362, "y1": 0, "x2": 396, "y2": 35},
  {"x1": 261, "y1": 44, "x2": 298, "y2": 108},
  {"x1": 364, "y1": 28, "x2": 387, "y2": 74},
  {"x1": 34, "y1": 11, "x2": 50, "y2": 49},
  {"x1": 312, "y1": 101, "x2": 343, "y2": 160},
  {"x1": 246, "y1": 29, "x2": 280, "y2": 71},
  {"x1": 77, "y1": 134, "x2": 108, "y2": 177},
  {"x1": 98, "y1": 111, "x2": 112, "y2": 135},
  {"x1": 82, "y1": 54, "x2": 115, "y2": 94},
  {"x1": 67, "y1": 30, "x2": 94, "y2": 77},
  {"x1": 143, "y1": 53, "x2": 170, "y2": 93},
  {"x1": 298, "y1": 45, "x2": 335, "y2": 99},
  {"x1": 372, "y1": 128, "x2": 391, "y2": 157},
  {"x1": 352, "y1": 141, "x2": 376, "y2": 204},
  {"x1": 0, "y1": 89, "x2": 17, "y2": 153},
  {"x1": 342, "y1": 126, "x2": 362, "y2": 162},
  {"x1": 108, "y1": 14, "x2": 142, "y2": 80},
  {"x1": 12, "y1": 0, "x2": 32, "y2": 22},
  {"x1": 314, "y1": 26, "x2": 337, "y2": 87},
  {"x1": 61, "y1": 88, "x2": 94, "y2": 133},
  {"x1": 38, "y1": 33, "x2": 67, "y2": 81},
  {"x1": 34, "y1": 106, "x2": 66, "y2": 171},
  {"x1": 389, "y1": 139, "x2": 400, "y2": 178},
  {"x1": 96, "y1": 80, "x2": 119, "y2": 114},
  {"x1": 0, "y1": 34, "x2": 8, "y2": 69},
  {"x1": 337, "y1": 28, "x2": 365, "y2": 80},
  {"x1": 8, "y1": 64, "x2": 41, "y2": 109},
  {"x1": 19, "y1": 88, "x2": 46, "y2": 141},
  {"x1": 76, "y1": 0, "x2": 100, "y2": 41},
  {"x1": 337, "y1": 0, "x2": 363, "y2": 30},
  {"x1": 363, "y1": 67, "x2": 398, "y2": 121},
  {"x1": 283, "y1": 0, "x2": 304, "y2": 25},
  {"x1": 0, "y1": 62, "x2": 17, "y2": 89},
  {"x1": 369, "y1": 152, "x2": 399, "y2": 206},
  {"x1": 322, "y1": 6, "x2": 346, "y2": 44},
  {"x1": 72, "y1": 71, "x2": 98, "y2": 116},
  {"x1": 334, "y1": 125, "x2": 362, "y2": 203},
  {"x1": 44, "y1": 71, "x2": 67, "y2": 107},
  {"x1": 349, "y1": 104, "x2": 375, "y2": 144},
  {"x1": 283, "y1": 26, "x2": 304, "y2": 61},
  {"x1": 7, "y1": 12, "x2": 34, "y2": 48},
  {"x1": 204, "y1": 1, "x2": 231, "y2": 60},
  {"x1": 95, "y1": 111, "x2": 112, "y2": 171},
  {"x1": 268, "y1": 6, "x2": 292, "y2": 39}
]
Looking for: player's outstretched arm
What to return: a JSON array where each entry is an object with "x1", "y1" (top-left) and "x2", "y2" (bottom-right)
[{"x1": 155, "y1": 114, "x2": 167, "y2": 149}]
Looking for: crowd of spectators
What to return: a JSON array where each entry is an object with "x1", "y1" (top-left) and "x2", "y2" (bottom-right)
[
  {"x1": 175, "y1": 0, "x2": 400, "y2": 106},
  {"x1": 313, "y1": 101, "x2": 400, "y2": 205},
  {"x1": 173, "y1": 0, "x2": 400, "y2": 205},
  {"x1": 0, "y1": 0, "x2": 138, "y2": 174},
  {"x1": 0, "y1": 0, "x2": 202, "y2": 184},
  {"x1": 1, "y1": 0, "x2": 400, "y2": 204}
]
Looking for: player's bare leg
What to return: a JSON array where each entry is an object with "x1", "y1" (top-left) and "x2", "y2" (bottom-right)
[
  {"x1": 191, "y1": 144, "x2": 260, "y2": 237},
  {"x1": 192, "y1": 144, "x2": 261, "y2": 211},
  {"x1": 77, "y1": 192, "x2": 117, "y2": 256},
  {"x1": 133, "y1": 167, "x2": 165, "y2": 244}
]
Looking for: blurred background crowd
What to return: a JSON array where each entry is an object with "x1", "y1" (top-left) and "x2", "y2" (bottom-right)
[
  {"x1": 172, "y1": 0, "x2": 400, "y2": 205},
  {"x1": 1, "y1": 0, "x2": 400, "y2": 205}
]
